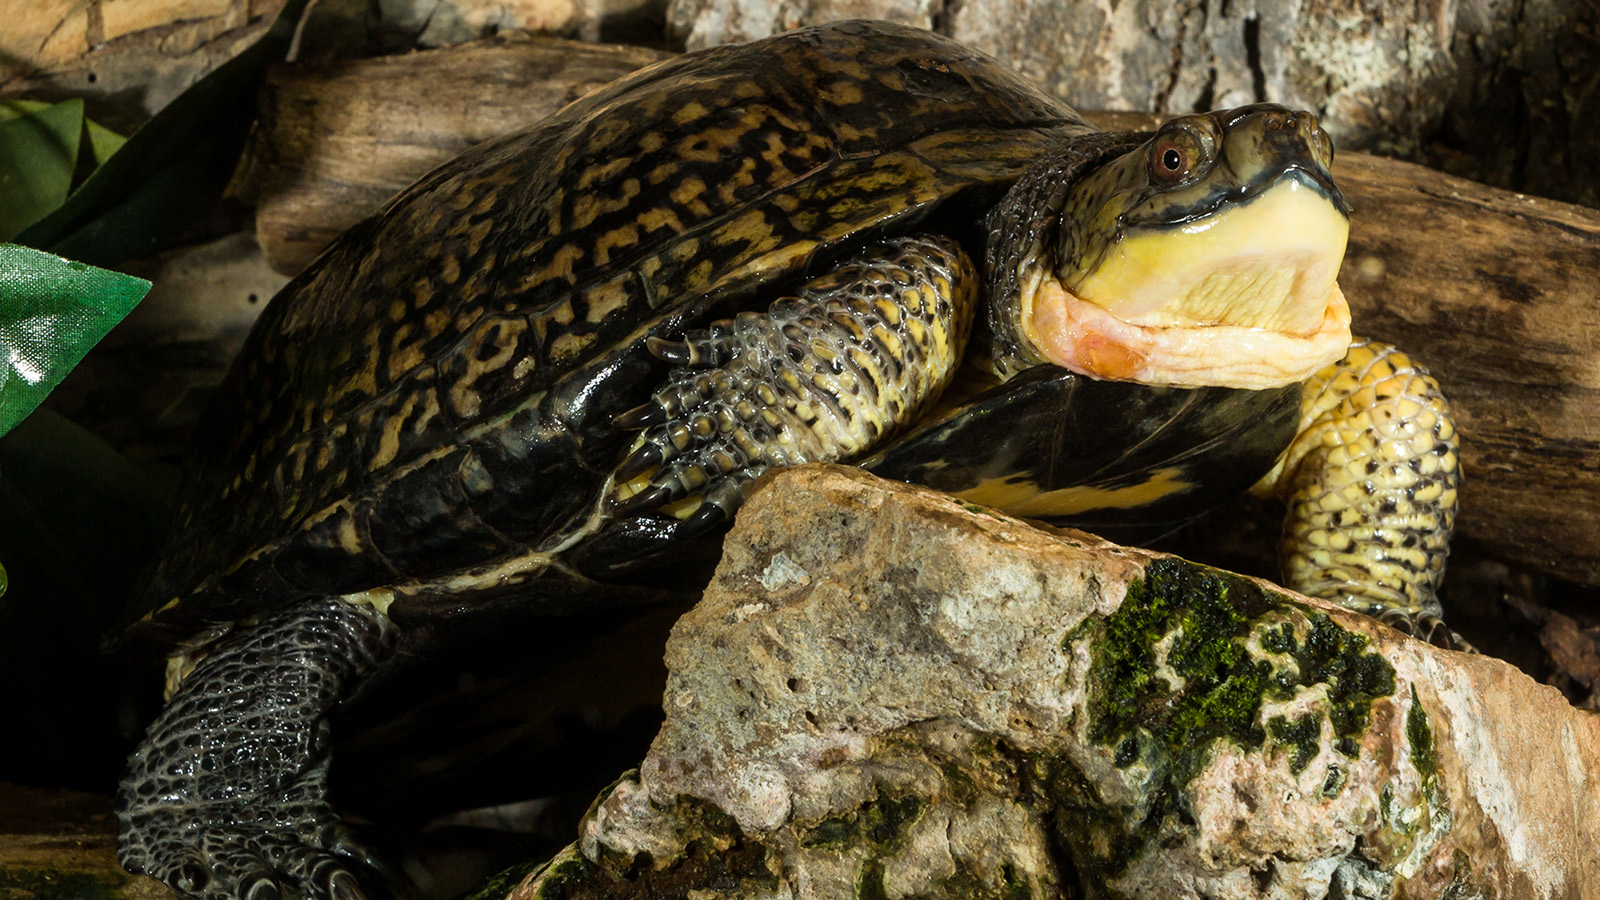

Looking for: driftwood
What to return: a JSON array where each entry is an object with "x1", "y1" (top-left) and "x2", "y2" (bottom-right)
[
  {"x1": 1333, "y1": 153, "x2": 1600, "y2": 584},
  {"x1": 238, "y1": 38, "x2": 1600, "y2": 586},
  {"x1": 0, "y1": 0, "x2": 286, "y2": 134},
  {"x1": 241, "y1": 34, "x2": 673, "y2": 273},
  {"x1": 0, "y1": 783, "x2": 178, "y2": 899}
]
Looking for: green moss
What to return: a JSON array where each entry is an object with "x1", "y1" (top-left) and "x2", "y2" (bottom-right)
[
  {"x1": 1057, "y1": 557, "x2": 1399, "y2": 882},
  {"x1": 1267, "y1": 713, "x2": 1322, "y2": 774},
  {"x1": 1406, "y1": 686, "x2": 1437, "y2": 781},
  {"x1": 856, "y1": 861, "x2": 889, "y2": 900},
  {"x1": 801, "y1": 793, "x2": 925, "y2": 850},
  {"x1": 1320, "y1": 762, "x2": 1346, "y2": 798},
  {"x1": 1295, "y1": 614, "x2": 1396, "y2": 757},
  {"x1": 1441, "y1": 849, "x2": 1484, "y2": 900},
  {"x1": 532, "y1": 794, "x2": 774, "y2": 900},
  {"x1": 459, "y1": 856, "x2": 563, "y2": 900}
]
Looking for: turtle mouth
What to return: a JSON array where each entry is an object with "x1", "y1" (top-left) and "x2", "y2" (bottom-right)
[{"x1": 1024, "y1": 172, "x2": 1352, "y2": 388}]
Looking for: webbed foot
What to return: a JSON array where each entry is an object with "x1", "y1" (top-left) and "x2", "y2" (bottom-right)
[
  {"x1": 119, "y1": 801, "x2": 384, "y2": 900},
  {"x1": 118, "y1": 597, "x2": 397, "y2": 899}
]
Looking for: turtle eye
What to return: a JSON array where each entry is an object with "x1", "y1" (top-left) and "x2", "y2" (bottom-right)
[{"x1": 1149, "y1": 129, "x2": 1204, "y2": 185}]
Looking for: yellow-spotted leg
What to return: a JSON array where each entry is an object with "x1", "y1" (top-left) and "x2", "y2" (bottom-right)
[
  {"x1": 611, "y1": 235, "x2": 976, "y2": 530},
  {"x1": 1254, "y1": 339, "x2": 1467, "y2": 649}
]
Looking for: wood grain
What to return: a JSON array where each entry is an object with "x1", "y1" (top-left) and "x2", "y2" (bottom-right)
[
  {"x1": 0, "y1": 0, "x2": 285, "y2": 134},
  {"x1": 237, "y1": 48, "x2": 1600, "y2": 584},
  {"x1": 242, "y1": 34, "x2": 672, "y2": 274},
  {"x1": 1332, "y1": 153, "x2": 1600, "y2": 584}
]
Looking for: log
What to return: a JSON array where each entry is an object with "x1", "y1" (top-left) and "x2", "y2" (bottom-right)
[
  {"x1": 504, "y1": 466, "x2": 1600, "y2": 900},
  {"x1": 0, "y1": 0, "x2": 286, "y2": 134},
  {"x1": 236, "y1": 40, "x2": 1600, "y2": 585},
  {"x1": 241, "y1": 34, "x2": 673, "y2": 274},
  {"x1": 1333, "y1": 154, "x2": 1600, "y2": 585}
]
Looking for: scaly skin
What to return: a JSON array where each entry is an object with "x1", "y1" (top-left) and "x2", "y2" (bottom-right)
[
  {"x1": 118, "y1": 598, "x2": 396, "y2": 900},
  {"x1": 1254, "y1": 338, "x2": 1464, "y2": 648},
  {"x1": 611, "y1": 236, "x2": 977, "y2": 530}
]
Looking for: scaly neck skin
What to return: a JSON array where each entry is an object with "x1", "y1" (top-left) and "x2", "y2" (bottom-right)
[{"x1": 979, "y1": 131, "x2": 1152, "y2": 381}]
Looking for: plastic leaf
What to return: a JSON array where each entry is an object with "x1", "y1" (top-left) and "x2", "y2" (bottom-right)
[
  {"x1": 0, "y1": 99, "x2": 85, "y2": 241},
  {"x1": 13, "y1": 0, "x2": 308, "y2": 266},
  {"x1": 0, "y1": 244, "x2": 151, "y2": 437}
]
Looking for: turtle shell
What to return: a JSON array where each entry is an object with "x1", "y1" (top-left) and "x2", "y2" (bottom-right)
[{"x1": 132, "y1": 21, "x2": 1096, "y2": 644}]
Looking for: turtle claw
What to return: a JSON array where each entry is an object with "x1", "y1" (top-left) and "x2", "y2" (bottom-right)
[
  {"x1": 120, "y1": 815, "x2": 389, "y2": 900},
  {"x1": 611, "y1": 482, "x2": 676, "y2": 518},
  {"x1": 613, "y1": 438, "x2": 664, "y2": 480},
  {"x1": 612, "y1": 402, "x2": 667, "y2": 431},
  {"x1": 1375, "y1": 606, "x2": 1476, "y2": 654},
  {"x1": 646, "y1": 323, "x2": 736, "y2": 367}
]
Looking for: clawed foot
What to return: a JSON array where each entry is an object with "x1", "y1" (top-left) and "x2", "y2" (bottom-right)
[
  {"x1": 119, "y1": 805, "x2": 393, "y2": 900},
  {"x1": 609, "y1": 318, "x2": 796, "y2": 533},
  {"x1": 119, "y1": 797, "x2": 393, "y2": 896},
  {"x1": 1373, "y1": 606, "x2": 1477, "y2": 654}
]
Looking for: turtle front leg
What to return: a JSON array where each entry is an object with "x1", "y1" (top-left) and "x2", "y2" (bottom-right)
[
  {"x1": 118, "y1": 597, "x2": 396, "y2": 900},
  {"x1": 1253, "y1": 338, "x2": 1466, "y2": 648},
  {"x1": 609, "y1": 235, "x2": 976, "y2": 530}
]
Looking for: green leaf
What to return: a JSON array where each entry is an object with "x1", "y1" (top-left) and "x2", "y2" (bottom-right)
[
  {"x1": 0, "y1": 99, "x2": 84, "y2": 241},
  {"x1": 84, "y1": 117, "x2": 127, "y2": 166},
  {"x1": 0, "y1": 244, "x2": 151, "y2": 437},
  {"x1": 1, "y1": 98, "x2": 129, "y2": 184},
  {"x1": 14, "y1": 0, "x2": 308, "y2": 266}
]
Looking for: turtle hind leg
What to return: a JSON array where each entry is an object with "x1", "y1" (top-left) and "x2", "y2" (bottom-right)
[
  {"x1": 1254, "y1": 339, "x2": 1470, "y2": 651},
  {"x1": 610, "y1": 235, "x2": 977, "y2": 527},
  {"x1": 118, "y1": 596, "x2": 397, "y2": 900}
]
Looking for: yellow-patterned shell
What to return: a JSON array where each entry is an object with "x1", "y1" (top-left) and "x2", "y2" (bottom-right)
[{"x1": 131, "y1": 21, "x2": 1093, "y2": 643}]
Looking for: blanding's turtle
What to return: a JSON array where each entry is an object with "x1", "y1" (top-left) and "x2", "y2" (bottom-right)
[{"x1": 116, "y1": 20, "x2": 1461, "y2": 900}]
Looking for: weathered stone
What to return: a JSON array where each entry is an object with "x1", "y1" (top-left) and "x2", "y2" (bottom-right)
[
  {"x1": 503, "y1": 465, "x2": 1600, "y2": 900},
  {"x1": 667, "y1": 0, "x2": 934, "y2": 50},
  {"x1": 664, "y1": 0, "x2": 1456, "y2": 154}
]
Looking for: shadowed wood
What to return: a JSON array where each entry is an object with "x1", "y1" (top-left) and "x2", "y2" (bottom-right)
[
  {"x1": 1332, "y1": 152, "x2": 1600, "y2": 585},
  {"x1": 243, "y1": 34, "x2": 674, "y2": 275},
  {"x1": 239, "y1": 40, "x2": 1600, "y2": 586}
]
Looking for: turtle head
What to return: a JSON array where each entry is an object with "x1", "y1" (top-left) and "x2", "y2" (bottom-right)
[{"x1": 1001, "y1": 103, "x2": 1353, "y2": 388}]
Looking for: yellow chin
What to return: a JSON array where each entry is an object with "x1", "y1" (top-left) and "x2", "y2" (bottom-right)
[{"x1": 1024, "y1": 177, "x2": 1353, "y2": 389}]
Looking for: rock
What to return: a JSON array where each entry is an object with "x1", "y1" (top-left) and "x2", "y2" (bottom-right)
[
  {"x1": 667, "y1": 0, "x2": 935, "y2": 51},
  {"x1": 664, "y1": 0, "x2": 1457, "y2": 154},
  {"x1": 0, "y1": 784, "x2": 178, "y2": 899},
  {"x1": 502, "y1": 465, "x2": 1600, "y2": 899}
]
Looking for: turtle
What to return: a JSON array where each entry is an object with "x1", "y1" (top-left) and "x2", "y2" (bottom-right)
[{"x1": 115, "y1": 19, "x2": 1462, "y2": 900}]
